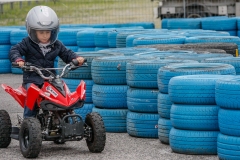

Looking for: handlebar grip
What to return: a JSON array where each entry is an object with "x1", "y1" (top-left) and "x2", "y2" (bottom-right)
[
  {"x1": 72, "y1": 59, "x2": 87, "y2": 66},
  {"x1": 72, "y1": 59, "x2": 79, "y2": 66},
  {"x1": 12, "y1": 62, "x2": 20, "y2": 68}
]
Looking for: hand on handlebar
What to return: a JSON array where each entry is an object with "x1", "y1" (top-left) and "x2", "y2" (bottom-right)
[
  {"x1": 76, "y1": 57, "x2": 85, "y2": 66},
  {"x1": 17, "y1": 61, "x2": 24, "y2": 67}
]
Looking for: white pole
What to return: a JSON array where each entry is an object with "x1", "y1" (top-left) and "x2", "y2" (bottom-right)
[{"x1": 183, "y1": 0, "x2": 186, "y2": 18}]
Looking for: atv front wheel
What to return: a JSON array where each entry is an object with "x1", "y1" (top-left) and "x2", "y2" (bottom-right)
[
  {"x1": 19, "y1": 118, "x2": 42, "y2": 158},
  {"x1": 85, "y1": 112, "x2": 106, "y2": 153},
  {"x1": 0, "y1": 110, "x2": 12, "y2": 148}
]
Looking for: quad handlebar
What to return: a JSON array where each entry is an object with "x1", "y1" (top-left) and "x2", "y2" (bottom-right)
[{"x1": 12, "y1": 59, "x2": 87, "y2": 80}]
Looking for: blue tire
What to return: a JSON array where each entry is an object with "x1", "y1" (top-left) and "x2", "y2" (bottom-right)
[
  {"x1": 158, "y1": 92, "x2": 172, "y2": 119},
  {"x1": 74, "y1": 103, "x2": 94, "y2": 121},
  {"x1": 171, "y1": 104, "x2": 219, "y2": 131},
  {"x1": 158, "y1": 117, "x2": 172, "y2": 144},
  {"x1": 158, "y1": 63, "x2": 236, "y2": 93},
  {"x1": 127, "y1": 111, "x2": 159, "y2": 138},
  {"x1": 218, "y1": 133, "x2": 240, "y2": 160},
  {"x1": 216, "y1": 77, "x2": 240, "y2": 109},
  {"x1": 168, "y1": 75, "x2": 235, "y2": 104},
  {"x1": 219, "y1": 108, "x2": 240, "y2": 136},
  {"x1": 127, "y1": 59, "x2": 197, "y2": 89},
  {"x1": 127, "y1": 88, "x2": 158, "y2": 113},
  {"x1": 91, "y1": 56, "x2": 140, "y2": 85},
  {"x1": 170, "y1": 128, "x2": 218, "y2": 155},
  {"x1": 92, "y1": 107, "x2": 128, "y2": 133},
  {"x1": 92, "y1": 84, "x2": 128, "y2": 109}
]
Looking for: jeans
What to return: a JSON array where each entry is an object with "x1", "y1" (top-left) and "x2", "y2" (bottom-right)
[{"x1": 23, "y1": 83, "x2": 39, "y2": 118}]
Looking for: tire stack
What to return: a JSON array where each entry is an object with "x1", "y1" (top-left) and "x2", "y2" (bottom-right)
[
  {"x1": 169, "y1": 75, "x2": 238, "y2": 155},
  {"x1": 180, "y1": 43, "x2": 238, "y2": 56},
  {"x1": 0, "y1": 29, "x2": 16, "y2": 74},
  {"x1": 126, "y1": 59, "x2": 197, "y2": 139},
  {"x1": 91, "y1": 56, "x2": 140, "y2": 133},
  {"x1": 116, "y1": 31, "x2": 147, "y2": 48},
  {"x1": 157, "y1": 63, "x2": 236, "y2": 155},
  {"x1": 58, "y1": 29, "x2": 79, "y2": 46},
  {"x1": 215, "y1": 77, "x2": 240, "y2": 160},
  {"x1": 59, "y1": 52, "x2": 120, "y2": 121},
  {"x1": 201, "y1": 17, "x2": 237, "y2": 36},
  {"x1": 94, "y1": 30, "x2": 111, "y2": 51},
  {"x1": 166, "y1": 19, "x2": 201, "y2": 30},
  {"x1": 185, "y1": 36, "x2": 240, "y2": 51},
  {"x1": 77, "y1": 29, "x2": 101, "y2": 52},
  {"x1": 133, "y1": 36, "x2": 186, "y2": 47},
  {"x1": 10, "y1": 29, "x2": 28, "y2": 74},
  {"x1": 126, "y1": 31, "x2": 177, "y2": 47},
  {"x1": 107, "y1": 29, "x2": 145, "y2": 48},
  {"x1": 126, "y1": 60, "x2": 159, "y2": 138}
]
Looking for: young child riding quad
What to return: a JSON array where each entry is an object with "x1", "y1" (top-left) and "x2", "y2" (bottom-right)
[
  {"x1": 9, "y1": 5, "x2": 85, "y2": 118},
  {"x1": 0, "y1": 6, "x2": 106, "y2": 159}
]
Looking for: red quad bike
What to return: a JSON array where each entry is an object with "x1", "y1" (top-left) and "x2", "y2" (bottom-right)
[{"x1": 0, "y1": 60, "x2": 106, "y2": 158}]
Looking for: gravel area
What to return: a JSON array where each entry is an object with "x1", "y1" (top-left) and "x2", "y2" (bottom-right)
[{"x1": 0, "y1": 74, "x2": 218, "y2": 160}]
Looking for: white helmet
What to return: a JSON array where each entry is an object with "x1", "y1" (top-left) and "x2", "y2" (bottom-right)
[{"x1": 25, "y1": 6, "x2": 59, "y2": 44}]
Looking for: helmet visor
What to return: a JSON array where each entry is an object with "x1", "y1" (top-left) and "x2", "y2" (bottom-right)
[{"x1": 29, "y1": 27, "x2": 59, "y2": 45}]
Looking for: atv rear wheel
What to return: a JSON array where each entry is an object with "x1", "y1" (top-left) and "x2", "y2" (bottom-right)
[
  {"x1": 0, "y1": 110, "x2": 12, "y2": 148},
  {"x1": 85, "y1": 112, "x2": 106, "y2": 153},
  {"x1": 19, "y1": 118, "x2": 42, "y2": 158}
]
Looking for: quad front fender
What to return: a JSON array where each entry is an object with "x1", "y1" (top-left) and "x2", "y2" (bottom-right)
[
  {"x1": 25, "y1": 84, "x2": 40, "y2": 110},
  {"x1": 76, "y1": 81, "x2": 86, "y2": 100},
  {"x1": 1, "y1": 84, "x2": 26, "y2": 108}
]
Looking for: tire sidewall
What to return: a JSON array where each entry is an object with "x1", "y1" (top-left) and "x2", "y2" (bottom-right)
[
  {"x1": 85, "y1": 112, "x2": 106, "y2": 152},
  {"x1": 19, "y1": 118, "x2": 42, "y2": 158}
]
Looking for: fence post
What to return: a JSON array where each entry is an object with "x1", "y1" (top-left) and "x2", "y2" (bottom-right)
[
  {"x1": 19, "y1": 1, "x2": 22, "y2": 9},
  {"x1": 28, "y1": 1, "x2": 31, "y2": 6},
  {"x1": 183, "y1": 0, "x2": 186, "y2": 18},
  {"x1": 11, "y1": 2, "x2": 14, "y2": 10},
  {"x1": 0, "y1": 4, "x2": 3, "y2": 14}
]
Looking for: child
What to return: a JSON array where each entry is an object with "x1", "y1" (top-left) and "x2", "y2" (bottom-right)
[{"x1": 9, "y1": 6, "x2": 85, "y2": 118}]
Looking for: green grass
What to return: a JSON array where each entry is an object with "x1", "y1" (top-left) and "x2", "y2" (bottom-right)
[{"x1": 0, "y1": 0, "x2": 160, "y2": 28}]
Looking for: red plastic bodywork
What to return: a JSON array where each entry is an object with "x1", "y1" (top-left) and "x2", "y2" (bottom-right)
[{"x1": 1, "y1": 80, "x2": 86, "y2": 110}]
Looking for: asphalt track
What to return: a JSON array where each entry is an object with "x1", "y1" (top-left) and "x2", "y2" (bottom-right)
[{"x1": 0, "y1": 74, "x2": 218, "y2": 160}]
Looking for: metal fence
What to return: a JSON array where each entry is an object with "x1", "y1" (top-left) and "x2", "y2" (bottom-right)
[
  {"x1": 0, "y1": 0, "x2": 160, "y2": 28},
  {"x1": 154, "y1": 0, "x2": 240, "y2": 19}
]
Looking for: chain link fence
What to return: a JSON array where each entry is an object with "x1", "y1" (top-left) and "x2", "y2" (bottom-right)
[
  {"x1": 0, "y1": 0, "x2": 160, "y2": 27},
  {"x1": 154, "y1": 0, "x2": 240, "y2": 19}
]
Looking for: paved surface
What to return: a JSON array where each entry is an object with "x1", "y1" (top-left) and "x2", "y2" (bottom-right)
[{"x1": 0, "y1": 74, "x2": 218, "y2": 160}]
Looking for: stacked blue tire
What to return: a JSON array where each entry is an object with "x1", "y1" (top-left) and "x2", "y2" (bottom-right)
[
  {"x1": 77, "y1": 29, "x2": 100, "y2": 52},
  {"x1": 201, "y1": 17, "x2": 237, "y2": 36},
  {"x1": 10, "y1": 29, "x2": 28, "y2": 74},
  {"x1": 60, "y1": 52, "x2": 125, "y2": 121},
  {"x1": 162, "y1": 63, "x2": 236, "y2": 155},
  {"x1": 215, "y1": 77, "x2": 240, "y2": 160},
  {"x1": 169, "y1": 75, "x2": 235, "y2": 155},
  {"x1": 94, "y1": 30, "x2": 111, "y2": 51},
  {"x1": 91, "y1": 56, "x2": 138, "y2": 132},
  {"x1": 126, "y1": 59, "x2": 197, "y2": 139}
]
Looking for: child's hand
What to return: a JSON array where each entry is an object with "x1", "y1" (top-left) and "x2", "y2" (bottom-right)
[
  {"x1": 17, "y1": 61, "x2": 24, "y2": 67},
  {"x1": 76, "y1": 57, "x2": 85, "y2": 66}
]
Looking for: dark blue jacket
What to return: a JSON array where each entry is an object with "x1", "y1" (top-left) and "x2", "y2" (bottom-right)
[{"x1": 9, "y1": 37, "x2": 78, "y2": 85}]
